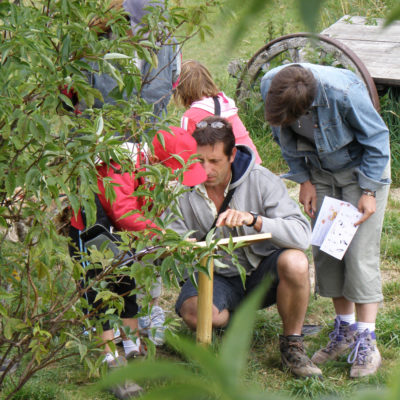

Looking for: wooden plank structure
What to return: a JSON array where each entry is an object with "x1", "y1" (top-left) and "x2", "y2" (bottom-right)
[
  {"x1": 194, "y1": 233, "x2": 272, "y2": 345},
  {"x1": 322, "y1": 15, "x2": 400, "y2": 87}
]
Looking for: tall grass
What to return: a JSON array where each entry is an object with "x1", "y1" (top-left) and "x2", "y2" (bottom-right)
[
  {"x1": 380, "y1": 89, "x2": 400, "y2": 186},
  {"x1": 179, "y1": 0, "x2": 400, "y2": 185},
  {"x1": 179, "y1": 0, "x2": 397, "y2": 78}
]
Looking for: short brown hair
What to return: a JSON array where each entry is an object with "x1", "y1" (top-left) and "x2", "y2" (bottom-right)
[
  {"x1": 265, "y1": 65, "x2": 317, "y2": 126},
  {"x1": 192, "y1": 116, "x2": 235, "y2": 157},
  {"x1": 174, "y1": 60, "x2": 219, "y2": 108},
  {"x1": 89, "y1": 0, "x2": 126, "y2": 35}
]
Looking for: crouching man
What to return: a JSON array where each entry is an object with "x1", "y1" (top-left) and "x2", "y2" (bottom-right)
[{"x1": 163, "y1": 116, "x2": 322, "y2": 378}]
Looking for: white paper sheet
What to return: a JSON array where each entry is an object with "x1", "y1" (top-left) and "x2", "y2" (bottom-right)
[{"x1": 311, "y1": 196, "x2": 362, "y2": 260}]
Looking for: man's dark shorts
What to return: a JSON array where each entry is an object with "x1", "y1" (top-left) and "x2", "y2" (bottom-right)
[{"x1": 175, "y1": 248, "x2": 285, "y2": 316}]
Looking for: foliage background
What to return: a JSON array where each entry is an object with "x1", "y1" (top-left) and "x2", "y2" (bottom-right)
[{"x1": 0, "y1": 0, "x2": 226, "y2": 397}]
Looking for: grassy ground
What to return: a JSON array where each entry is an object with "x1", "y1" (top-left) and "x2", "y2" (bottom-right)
[
  {"x1": 8, "y1": 192, "x2": 398, "y2": 400},
  {"x1": 3, "y1": 1, "x2": 400, "y2": 399}
]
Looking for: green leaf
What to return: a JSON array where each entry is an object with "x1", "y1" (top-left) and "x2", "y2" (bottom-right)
[
  {"x1": 97, "y1": 279, "x2": 275, "y2": 398},
  {"x1": 298, "y1": 0, "x2": 327, "y2": 32},
  {"x1": 61, "y1": 33, "x2": 71, "y2": 63},
  {"x1": 219, "y1": 276, "x2": 272, "y2": 383},
  {"x1": 25, "y1": 167, "x2": 41, "y2": 188},
  {"x1": 3, "y1": 317, "x2": 21, "y2": 340},
  {"x1": 94, "y1": 290, "x2": 114, "y2": 303},
  {"x1": 82, "y1": 198, "x2": 97, "y2": 227},
  {"x1": 10, "y1": 132, "x2": 24, "y2": 150},
  {"x1": 40, "y1": 54, "x2": 56, "y2": 72},
  {"x1": 104, "y1": 53, "x2": 131, "y2": 60},
  {"x1": 98, "y1": 358, "x2": 212, "y2": 390},
  {"x1": 0, "y1": 216, "x2": 7, "y2": 228},
  {"x1": 1, "y1": 123, "x2": 11, "y2": 139},
  {"x1": 226, "y1": 0, "x2": 272, "y2": 48},
  {"x1": 35, "y1": 260, "x2": 50, "y2": 280},
  {"x1": 4, "y1": 320, "x2": 13, "y2": 340},
  {"x1": 138, "y1": 47, "x2": 153, "y2": 65},
  {"x1": 59, "y1": 93, "x2": 74, "y2": 109},
  {"x1": 104, "y1": 60, "x2": 124, "y2": 91},
  {"x1": 78, "y1": 343, "x2": 88, "y2": 361},
  {"x1": 0, "y1": 303, "x2": 8, "y2": 317},
  {"x1": 95, "y1": 114, "x2": 104, "y2": 138},
  {"x1": 135, "y1": 382, "x2": 216, "y2": 400},
  {"x1": 385, "y1": 4, "x2": 400, "y2": 27},
  {"x1": 5, "y1": 172, "x2": 16, "y2": 196}
]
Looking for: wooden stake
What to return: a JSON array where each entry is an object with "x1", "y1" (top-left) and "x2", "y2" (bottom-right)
[
  {"x1": 193, "y1": 233, "x2": 271, "y2": 345},
  {"x1": 196, "y1": 256, "x2": 214, "y2": 345}
]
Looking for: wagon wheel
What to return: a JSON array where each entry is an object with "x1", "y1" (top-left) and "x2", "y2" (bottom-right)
[{"x1": 235, "y1": 32, "x2": 380, "y2": 112}]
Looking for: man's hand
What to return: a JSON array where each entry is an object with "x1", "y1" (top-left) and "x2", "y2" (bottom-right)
[
  {"x1": 355, "y1": 194, "x2": 376, "y2": 226},
  {"x1": 216, "y1": 209, "x2": 255, "y2": 228},
  {"x1": 299, "y1": 180, "x2": 317, "y2": 218}
]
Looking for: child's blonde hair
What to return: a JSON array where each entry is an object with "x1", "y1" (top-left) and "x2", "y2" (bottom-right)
[{"x1": 174, "y1": 60, "x2": 219, "y2": 108}]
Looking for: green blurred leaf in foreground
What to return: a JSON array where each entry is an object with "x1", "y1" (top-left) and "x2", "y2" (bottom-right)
[{"x1": 97, "y1": 277, "x2": 278, "y2": 400}]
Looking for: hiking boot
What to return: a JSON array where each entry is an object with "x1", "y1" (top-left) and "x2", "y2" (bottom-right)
[
  {"x1": 280, "y1": 335, "x2": 323, "y2": 378},
  {"x1": 104, "y1": 354, "x2": 143, "y2": 399},
  {"x1": 311, "y1": 317, "x2": 357, "y2": 364},
  {"x1": 105, "y1": 353, "x2": 128, "y2": 370},
  {"x1": 348, "y1": 329, "x2": 381, "y2": 378},
  {"x1": 126, "y1": 338, "x2": 147, "y2": 360},
  {"x1": 108, "y1": 381, "x2": 143, "y2": 399}
]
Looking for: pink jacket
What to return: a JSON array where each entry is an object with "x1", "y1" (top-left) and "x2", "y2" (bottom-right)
[{"x1": 180, "y1": 92, "x2": 262, "y2": 164}]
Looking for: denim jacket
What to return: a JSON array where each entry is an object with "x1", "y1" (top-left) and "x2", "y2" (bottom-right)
[
  {"x1": 80, "y1": 35, "x2": 180, "y2": 118},
  {"x1": 260, "y1": 63, "x2": 391, "y2": 191}
]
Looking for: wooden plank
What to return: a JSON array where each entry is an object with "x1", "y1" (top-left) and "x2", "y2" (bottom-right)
[
  {"x1": 322, "y1": 16, "x2": 400, "y2": 41},
  {"x1": 321, "y1": 15, "x2": 400, "y2": 86},
  {"x1": 194, "y1": 232, "x2": 272, "y2": 248},
  {"x1": 329, "y1": 39, "x2": 400, "y2": 86},
  {"x1": 134, "y1": 233, "x2": 272, "y2": 261}
]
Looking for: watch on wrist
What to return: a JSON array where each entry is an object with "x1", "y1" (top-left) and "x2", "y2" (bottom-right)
[
  {"x1": 247, "y1": 211, "x2": 258, "y2": 227},
  {"x1": 362, "y1": 189, "x2": 376, "y2": 198}
]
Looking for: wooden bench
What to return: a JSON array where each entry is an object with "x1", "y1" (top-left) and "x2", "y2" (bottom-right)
[{"x1": 322, "y1": 15, "x2": 400, "y2": 88}]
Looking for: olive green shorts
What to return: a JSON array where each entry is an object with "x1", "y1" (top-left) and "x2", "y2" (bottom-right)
[{"x1": 310, "y1": 164, "x2": 390, "y2": 303}]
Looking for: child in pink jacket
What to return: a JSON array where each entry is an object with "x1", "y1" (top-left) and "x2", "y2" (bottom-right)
[{"x1": 174, "y1": 60, "x2": 262, "y2": 164}]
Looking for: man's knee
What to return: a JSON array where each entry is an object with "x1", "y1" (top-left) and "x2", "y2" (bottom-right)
[
  {"x1": 179, "y1": 297, "x2": 198, "y2": 330},
  {"x1": 179, "y1": 297, "x2": 230, "y2": 330},
  {"x1": 277, "y1": 249, "x2": 309, "y2": 282}
]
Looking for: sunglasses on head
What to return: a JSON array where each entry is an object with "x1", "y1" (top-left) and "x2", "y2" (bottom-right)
[{"x1": 196, "y1": 121, "x2": 226, "y2": 129}]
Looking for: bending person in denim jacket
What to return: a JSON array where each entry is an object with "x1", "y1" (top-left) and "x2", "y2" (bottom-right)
[{"x1": 261, "y1": 63, "x2": 390, "y2": 378}]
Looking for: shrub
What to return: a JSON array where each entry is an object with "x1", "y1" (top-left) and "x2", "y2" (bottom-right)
[{"x1": 0, "y1": 1, "x2": 223, "y2": 397}]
